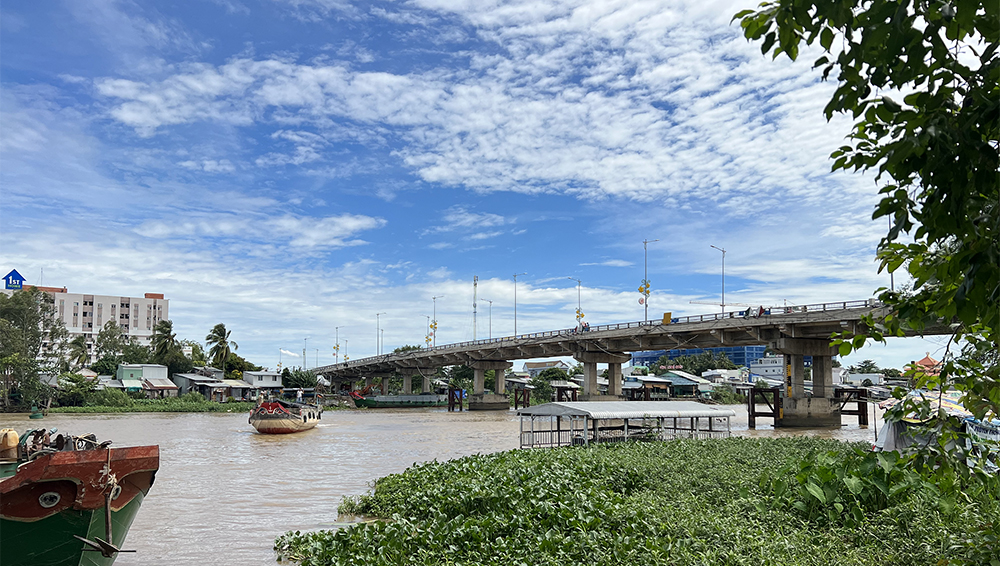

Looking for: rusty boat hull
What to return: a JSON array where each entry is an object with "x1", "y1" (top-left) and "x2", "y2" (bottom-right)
[{"x1": 0, "y1": 444, "x2": 159, "y2": 566}]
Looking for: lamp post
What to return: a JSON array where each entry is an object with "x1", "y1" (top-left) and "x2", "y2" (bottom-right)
[
  {"x1": 424, "y1": 315, "x2": 431, "y2": 348},
  {"x1": 333, "y1": 327, "x2": 340, "y2": 365},
  {"x1": 710, "y1": 245, "x2": 726, "y2": 313},
  {"x1": 344, "y1": 339, "x2": 348, "y2": 362},
  {"x1": 315, "y1": 348, "x2": 319, "y2": 368},
  {"x1": 512, "y1": 272, "x2": 526, "y2": 335},
  {"x1": 432, "y1": 296, "x2": 443, "y2": 347},
  {"x1": 566, "y1": 277, "x2": 583, "y2": 327},
  {"x1": 303, "y1": 337, "x2": 308, "y2": 369},
  {"x1": 375, "y1": 312, "x2": 386, "y2": 355},
  {"x1": 483, "y1": 299, "x2": 493, "y2": 339},
  {"x1": 641, "y1": 238, "x2": 660, "y2": 321}
]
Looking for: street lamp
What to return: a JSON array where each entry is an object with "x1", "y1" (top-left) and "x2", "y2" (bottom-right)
[
  {"x1": 710, "y1": 245, "x2": 726, "y2": 314},
  {"x1": 566, "y1": 277, "x2": 583, "y2": 327},
  {"x1": 344, "y1": 339, "x2": 349, "y2": 362},
  {"x1": 513, "y1": 272, "x2": 526, "y2": 335},
  {"x1": 640, "y1": 238, "x2": 660, "y2": 321},
  {"x1": 483, "y1": 299, "x2": 493, "y2": 339},
  {"x1": 424, "y1": 315, "x2": 431, "y2": 347},
  {"x1": 432, "y1": 296, "x2": 444, "y2": 347},
  {"x1": 375, "y1": 312, "x2": 386, "y2": 355},
  {"x1": 303, "y1": 337, "x2": 308, "y2": 369},
  {"x1": 333, "y1": 327, "x2": 340, "y2": 365}
]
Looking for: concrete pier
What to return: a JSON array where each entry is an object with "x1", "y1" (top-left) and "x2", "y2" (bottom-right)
[
  {"x1": 574, "y1": 350, "x2": 629, "y2": 401},
  {"x1": 770, "y1": 338, "x2": 840, "y2": 427},
  {"x1": 468, "y1": 360, "x2": 512, "y2": 411}
]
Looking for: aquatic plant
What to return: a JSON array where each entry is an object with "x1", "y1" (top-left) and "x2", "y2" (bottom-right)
[{"x1": 276, "y1": 438, "x2": 999, "y2": 565}]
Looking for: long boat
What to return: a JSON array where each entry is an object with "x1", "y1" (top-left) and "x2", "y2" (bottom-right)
[
  {"x1": 0, "y1": 428, "x2": 159, "y2": 566},
  {"x1": 350, "y1": 393, "x2": 448, "y2": 408},
  {"x1": 249, "y1": 399, "x2": 322, "y2": 434}
]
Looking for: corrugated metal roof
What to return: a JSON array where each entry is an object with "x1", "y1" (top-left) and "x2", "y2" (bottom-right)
[
  {"x1": 517, "y1": 401, "x2": 736, "y2": 419},
  {"x1": 144, "y1": 378, "x2": 179, "y2": 389}
]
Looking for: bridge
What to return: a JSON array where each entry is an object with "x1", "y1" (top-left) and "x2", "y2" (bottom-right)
[{"x1": 313, "y1": 299, "x2": 949, "y2": 425}]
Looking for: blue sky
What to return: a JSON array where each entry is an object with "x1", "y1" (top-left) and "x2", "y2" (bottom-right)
[{"x1": 0, "y1": 0, "x2": 944, "y2": 371}]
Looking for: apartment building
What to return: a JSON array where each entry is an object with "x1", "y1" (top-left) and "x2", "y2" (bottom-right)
[{"x1": 2, "y1": 278, "x2": 169, "y2": 363}]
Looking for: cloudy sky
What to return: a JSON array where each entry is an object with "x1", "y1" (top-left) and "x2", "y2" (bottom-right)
[{"x1": 0, "y1": 0, "x2": 943, "y2": 371}]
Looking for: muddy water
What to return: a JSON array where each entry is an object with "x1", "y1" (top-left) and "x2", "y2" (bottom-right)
[{"x1": 1, "y1": 405, "x2": 883, "y2": 565}]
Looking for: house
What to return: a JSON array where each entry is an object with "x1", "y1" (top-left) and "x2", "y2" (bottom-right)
[
  {"x1": 908, "y1": 352, "x2": 941, "y2": 377},
  {"x1": 843, "y1": 372, "x2": 885, "y2": 386},
  {"x1": 171, "y1": 373, "x2": 227, "y2": 400},
  {"x1": 143, "y1": 378, "x2": 179, "y2": 398},
  {"x1": 193, "y1": 366, "x2": 225, "y2": 379},
  {"x1": 117, "y1": 364, "x2": 168, "y2": 381},
  {"x1": 701, "y1": 369, "x2": 742, "y2": 383},
  {"x1": 220, "y1": 379, "x2": 256, "y2": 401},
  {"x1": 243, "y1": 370, "x2": 283, "y2": 394},
  {"x1": 523, "y1": 360, "x2": 571, "y2": 378}
]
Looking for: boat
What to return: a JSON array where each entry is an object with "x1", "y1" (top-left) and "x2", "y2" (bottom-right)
[
  {"x1": 249, "y1": 399, "x2": 322, "y2": 434},
  {"x1": 0, "y1": 427, "x2": 159, "y2": 566},
  {"x1": 350, "y1": 392, "x2": 449, "y2": 408}
]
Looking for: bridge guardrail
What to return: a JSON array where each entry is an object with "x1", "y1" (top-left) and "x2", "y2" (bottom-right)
[{"x1": 322, "y1": 299, "x2": 880, "y2": 371}]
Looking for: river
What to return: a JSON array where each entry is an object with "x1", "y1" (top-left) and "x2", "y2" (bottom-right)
[{"x1": 1, "y1": 405, "x2": 883, "y2": 565}]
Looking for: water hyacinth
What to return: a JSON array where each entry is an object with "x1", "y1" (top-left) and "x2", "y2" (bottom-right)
[{"x1": 276, "y1": 438, "x2": 999, "y2": 566}]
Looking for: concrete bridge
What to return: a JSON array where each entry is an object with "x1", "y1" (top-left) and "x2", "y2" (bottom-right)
[{"x1": 314, "y1": 299, "x2": 948, "y2": 424}]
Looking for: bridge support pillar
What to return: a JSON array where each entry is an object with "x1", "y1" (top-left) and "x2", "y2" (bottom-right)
[
  {"x1": 574, "y1": 351, "x2": 630, "y2": 401},
  {"x1": 402, "y1": 374, "x2": 412, "y2": 395},
  {"x1": 423, "y1": 374, "x2": 432, "y2": 394},
  {"x1": 771, "y1": 339, "x2": 840, "y2": 427},
  {"x1": 467, "y1": 360, "x2": 512, "y2": 411}
]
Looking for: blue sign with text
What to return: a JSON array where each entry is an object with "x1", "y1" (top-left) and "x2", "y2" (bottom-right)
[{"x1": 4, "y1": 269, "x2": 25, "y2": 290}]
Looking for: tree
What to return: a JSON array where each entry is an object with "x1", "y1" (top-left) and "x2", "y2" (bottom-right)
[
  {"x1": 736, "y1": 0, "x2": 998, "y2": 420},
  {"x1": 393, "y1": 345, "x2": 422, "y2": 353},
  {"x1": 57, "y1": 372, "x2": 98, "y2": 407},
  {"x1": 655, "y1": 352, "x2": 737, "y2": 376},
  {"x1": 848, "y1": 359, "x2": 881, "y2": 374},
  {"x1": 0, "y1": 289, "x2": 66, "y2": 408},
  {"x1": 68, "y1": 335, "x2": 90, "y2": 369},
  {"x1": 94, "y1": 320, "x2": 128, "y2": 360},
  {"x1": 151, "y1": 320, "x2": 178, "y2": 360},
  {"x1": 205, "y1": 323, "x2": 238, "y2": 375},
  {"x1": 180, "y1": 340, "x2": 207, "y2": 365},
  {"x1": 283, "y1": 367, "x2": 318, "y2": 389}
]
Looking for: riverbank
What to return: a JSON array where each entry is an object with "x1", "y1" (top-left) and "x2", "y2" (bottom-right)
[
  {"x1": 48, "y1": 400, "x2": 257, "y2": 413},
  {"x1": 276, "y1": 438, "x2": 999, "y2": 566}
]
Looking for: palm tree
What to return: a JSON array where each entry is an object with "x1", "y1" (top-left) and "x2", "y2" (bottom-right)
[
  {"x1": 151, "y1": 320, "x2": 178, "y2": 360},
  {"x1": 68, "y1": 335, "x2": 90, "y2": 369},
  {"x1": 205, "y1": 323, "x2": 238, "y2": 376}
]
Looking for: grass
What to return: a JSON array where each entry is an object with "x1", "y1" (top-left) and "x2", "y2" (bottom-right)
[
  {"x1": 275, "y1": 438, "x2": 999, "y2": 566},
  {"x1": 49, "y1": 395, "x2": 256, "y2": 414}
]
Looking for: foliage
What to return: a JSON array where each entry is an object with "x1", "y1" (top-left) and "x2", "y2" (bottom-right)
[
  {"x1": 709, "y1": 384, "x2": 745, "y2": 404},
  {"x1": 94, "y1": 320, "x2": 128, "y2": 360},
  {"x1": 50, "y1": 392, "x2": 255, "y2": 413},
  {"x1": 181, "y1": 339, "x2": 207, "y2": 365},
  {"x1": 150, "y1": 319, "x2": 178, "y2": 360},
  {"x1": 536, "y1": 367, "x2": 569, "y2": 381},
  {"x1": 392, "y1": 345, "x2": 423, "y2": 353},
  {"x1": 735, "y1": 0, "x2": 999, "y2": 422},
  {"x1": 654, "y1": 352, "x2": 737, "y2": 376},
  {"x1": 68, "y1": 335, "x2": 90, "y2": 369},
  {"x1": 121, "y1": 341, "x2": 151, "y2": 364},
  {"x1": 90, "y1": 355, "x2": 120, "y2": 376},
  {"x1": 56, "y1": 372, "x2": 99, "y2": 407},
  {"x1": 205, "y1": 323, "x2": 238, "y2": 372},
  {"x1": 848, "y1": 359, "x2": 880, "y2": 374},
  {"x1": 446, "y1": 365, "x2": 473, "y2": 391},
  {"x1": 283, "y1": 367, "x2": 318, "y2": 389},
  {"x1": 277, "y1": 438, "x2": 999, "y2": 566},
  {"x1": 222, "y1": 350, "x2": 261, "y2": 380},
  {"x1": 0, "y1": 288, "x2": 66, "y2": 409}
]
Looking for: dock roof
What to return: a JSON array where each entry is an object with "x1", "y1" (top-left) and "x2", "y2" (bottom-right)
[{"x1": 517, "y1": 401, "x2": 736, "y2": 420}]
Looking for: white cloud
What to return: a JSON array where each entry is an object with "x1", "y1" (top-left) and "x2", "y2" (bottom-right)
[
  {"x1": 139, "y1": 213, "x2": 385, "y2": 249},
  {"x1": 179, "y1": 159, "x2": 236, "y2": 172},
  {"x1": 581, "y1": 259, "x2": 632, "y2": 267}
]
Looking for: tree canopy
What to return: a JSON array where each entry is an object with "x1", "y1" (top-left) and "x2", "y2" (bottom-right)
[
  {"x1": 0, "y1": 289, "x2": 67, "y2": 408},
  {"x1": 654, "y1": 352, "x2": 737, "y2": 377},
  {"x1": 736, "y1": 0, "x2": 998, "y2": 420},
  {"x1": 205, "y1": 323, "x2": 238, "y2": 372}
]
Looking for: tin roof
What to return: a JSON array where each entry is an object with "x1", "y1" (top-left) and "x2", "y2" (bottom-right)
[
  {"x1": 144, "y1": 378, "x2": 179, "y2": 390},
  {"x1": 517, "y1": 401, "x2": 736, "y2": 420}
]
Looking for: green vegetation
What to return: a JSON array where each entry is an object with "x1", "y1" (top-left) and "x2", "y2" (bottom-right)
[
  {"x1": 653, "y1": 351, "x2": 736, "y2": 376},
  {"x1": 1, "y1": 288, "x2": 67, "y2": 410},
  {"x1": 709, "y1": 384, "x2": 745, "y2": 405},
  {"x1": 50, "y1": 392, "x2": 254, "y2": 413},
  {"x1": 276, "y1": 439, "x2": 999, "y2": 565}
]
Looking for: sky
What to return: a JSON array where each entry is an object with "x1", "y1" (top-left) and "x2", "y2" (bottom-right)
[{"x1": 0, "y1": 0, "x2": 946, "y2": 372}]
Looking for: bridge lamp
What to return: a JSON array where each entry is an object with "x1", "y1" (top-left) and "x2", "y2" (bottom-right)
[
  {"x1": 642, "y1": 239, "x2": 659, "y2": 321},
  {"x1": 710, "y1": 245, "x2": 726, "y2": 314}
]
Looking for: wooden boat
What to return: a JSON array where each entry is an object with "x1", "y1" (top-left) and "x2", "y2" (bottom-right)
[
  {"x1": 0, "y1": 428, "x2": 159, "y2": 566},
  {"x1": 249, "y1": 399, "x2": 322, "y2": 434},
  {"x1": 350, "y1": 392, "x2": 448, "y2": 408}
]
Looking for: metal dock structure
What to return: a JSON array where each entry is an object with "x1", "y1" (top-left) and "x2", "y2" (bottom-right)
[{"x1": 516, "y1": 401, "x2": 736, "y2": 448}]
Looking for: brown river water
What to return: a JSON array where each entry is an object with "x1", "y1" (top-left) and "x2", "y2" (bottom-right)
[{"x1": 1, "y1": 405, "x2": 883, "y2": 566}]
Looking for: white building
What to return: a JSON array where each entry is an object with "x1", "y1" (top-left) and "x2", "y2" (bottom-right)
[
  {"x1": 2, "y1": 285, "x2": 169, "y2": 363},
  {"x1": 750, "y1": 354, "x2": 786, "y2": 378}
]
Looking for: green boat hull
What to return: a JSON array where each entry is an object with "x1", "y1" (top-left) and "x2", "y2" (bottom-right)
[
  {"x1": 1, "y1": 490, "x2": 146, "y2": 566},
  {"x1": 353, "y1": 394, "x2": 448, "y2": 408}
]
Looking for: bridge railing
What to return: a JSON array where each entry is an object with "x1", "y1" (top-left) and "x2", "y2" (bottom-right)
[{"x1": 322, "y1": 299, "x2": 879, "y2": 371}]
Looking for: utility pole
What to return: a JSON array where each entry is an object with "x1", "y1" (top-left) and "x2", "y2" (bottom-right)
[
  {"x1": 343, "y1": 339, "x2": 348, "y2": 362},
  {"x1": 567, "y1": 277, "x2": 583, "y2": 327},
  {"x1": 710, "y1": 245, "x2": 726, "y2": 314},
  {"x1": 513, "y1": 272, "x2": 526, "y2": 336},
  {"x1": 303, "y1": 337, "x2": 308, "y2": 370},
  {"x1": 375, "y1": 312, "x2": 386, "y2": 355},
  {"x1": 424, "y1": 315, "x2": 431, "y2": 348},
  {"x1": 333, "y1": 327, "x2": 340, "y2": 365},
  {"x1": 483, "y1": 299, "x2": 492, "y2": 339},
  {"x1": 641, "y1": 238, "x2": 659, "y2": 321},
  {"x1": 432, "y1": 296, "x2": 443, "y2": 347},
  {"x1": 473, "y1": 275, "x2": 478, "y2": 341}
]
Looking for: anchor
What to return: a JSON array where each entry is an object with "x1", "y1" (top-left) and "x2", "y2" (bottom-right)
[{"x1": 74, "y1": 450, "x2": 137, "y2": 558}]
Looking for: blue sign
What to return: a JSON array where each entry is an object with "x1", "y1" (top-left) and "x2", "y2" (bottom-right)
[{"x1": 4, "y1": 269, "x2": 24, "y2": 290}]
